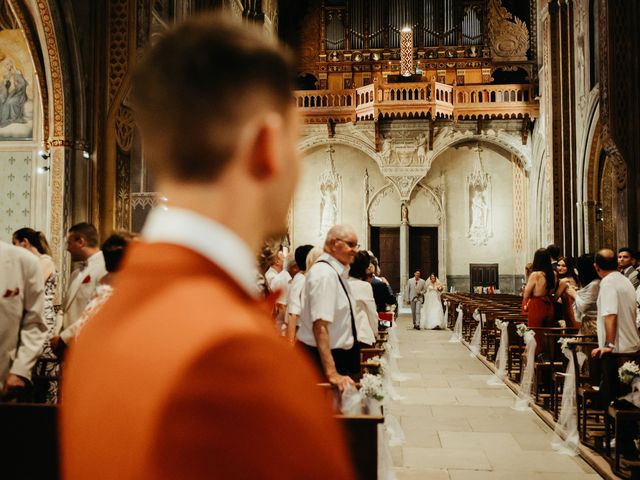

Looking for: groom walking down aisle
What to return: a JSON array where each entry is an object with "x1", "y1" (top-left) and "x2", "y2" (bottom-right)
[
  {"x1": 61, "y1": 15, "x2": 353, "y2": 480},
  {"x1": 404, "y1": 270, "x2": 426, "y2": 330}
]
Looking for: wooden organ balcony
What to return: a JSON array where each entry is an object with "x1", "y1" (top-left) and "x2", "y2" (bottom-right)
[{"x1": 294, "y1": 82, "x2": 539, "y2": 124}]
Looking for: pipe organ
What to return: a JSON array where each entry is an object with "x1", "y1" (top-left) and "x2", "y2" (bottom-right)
[{"x1": 312, "y1": 0, "x2": 533, "y2": 91}]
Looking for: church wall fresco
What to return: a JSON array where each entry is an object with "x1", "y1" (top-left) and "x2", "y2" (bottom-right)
[{"x1": 0, "y1": 29, "x2": 34, "y2": 140}]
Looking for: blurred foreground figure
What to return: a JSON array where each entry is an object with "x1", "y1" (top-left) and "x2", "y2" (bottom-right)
[{"x1": 61, "y1": 14, "x2": 353, "y2": 480}]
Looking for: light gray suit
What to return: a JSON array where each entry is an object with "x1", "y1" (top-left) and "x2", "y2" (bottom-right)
[
  {"x1": 404, "y1": 277, "x2": 426, "y2": 327},
  {"x1": 0, "y1": 241, "x2": 47, "y2": 387},
  {"x1": 58, "y1": 250, "x2": 107, "y2": 341}
]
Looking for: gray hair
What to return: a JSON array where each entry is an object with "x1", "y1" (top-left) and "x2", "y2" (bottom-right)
[
  {"x1": 324, "y1": 224, "x2": 357, "y2": 251},
  {"x1": 305, "y1": 246, "x2": 324, "y2": 271}
]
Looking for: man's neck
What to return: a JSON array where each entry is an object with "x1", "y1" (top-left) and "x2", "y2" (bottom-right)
[{"x1": 600, "y1": 270, "x2": 616, "y2": 279}]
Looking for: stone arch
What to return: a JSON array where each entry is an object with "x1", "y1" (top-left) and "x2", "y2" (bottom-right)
[
  {"x1": 430, "y1": 129, "x2": 531, "y2": 172},
  {"x1": 9, "y1": 0, "x2": 78, "y2": 270},
  {"x1": 298, "y1": 133, "x2": 382, "y2": 169}
]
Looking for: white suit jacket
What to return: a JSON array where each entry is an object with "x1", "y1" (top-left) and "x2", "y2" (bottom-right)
[
  {"x1": 404, "y1": 277, "x2": 426, "y2": 303},
  {"x1": 0, "y1": 241, "x2": 47, "y2": 385},
  {"x1": 59, "y1": 251, "x2": 107, "y2": 337}
]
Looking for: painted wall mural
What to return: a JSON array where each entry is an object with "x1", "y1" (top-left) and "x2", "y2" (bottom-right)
[{"x1": 0, "y1": 30, "x2": 34, "y2": 140}]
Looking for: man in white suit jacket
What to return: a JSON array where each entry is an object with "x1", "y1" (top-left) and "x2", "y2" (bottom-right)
[
  {"x1": 404, "y1": 270, "x2": 426, "y2": 329},
  {"x1": 0, "y1": 241, "x2": 48, "y2": 399},
  {"x1": 50, "y1": 223, "x2": 106, "y2": 354}
]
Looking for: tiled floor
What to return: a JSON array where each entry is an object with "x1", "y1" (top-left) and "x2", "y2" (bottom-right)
[{"x1": 388, "y1": 315, "x2": 602, "y2": 479}]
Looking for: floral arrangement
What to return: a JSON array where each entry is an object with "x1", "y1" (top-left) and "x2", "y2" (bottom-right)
[
  {"x1": 619, "y1": 361, "x2": 640, "y2": 385},
  {"x1": 557, "y1": 337, "x2": 579, "y2": 351},
  {"x1": 516, "y1": 323, "x2": 529, "y2": 337},
  {"x1": 495, "y1": 319, "x2": 508, "y2": 330},
  {"x1": 366, "y1": 355, "x2": 387, "y2": 377},
  {"x1": 360, "y1": 373, "x2": 385, "y2": 401}
]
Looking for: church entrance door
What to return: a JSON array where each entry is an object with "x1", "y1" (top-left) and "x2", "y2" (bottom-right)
[
  {"x1": 409, "y1": 227, "x2": 439, "y2": 280},
  {"x1": 370, "y1": 226, "x2": 400, "y2": 294}
]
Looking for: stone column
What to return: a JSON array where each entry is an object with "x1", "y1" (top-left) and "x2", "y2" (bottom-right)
[{"x1": 400, "y1": 203, "x2": 409, "y2": 297}]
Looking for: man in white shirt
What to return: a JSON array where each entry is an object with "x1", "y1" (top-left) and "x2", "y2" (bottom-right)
[
  {"x1": 50, "y1": 223, "x2": 107, "y2": 356},
  {"x1": 592, "y1": 249, "x2": 640, "y2": 357},
  {"x1": 297, "y1": 225, "x2": 359, "y2": 391},
  {"x1": 271, "y1": 253, "x2": 294, "y2": 334},
  {"x1": 0, "y1": 241, "x2": 47, "y2": 400},
  {"x1": 285, "y1": 244, "x2": 313, "y2": 343},
  {"x1": 264, "y1": 250, "x2": 284, "y2": 291},
  {"x1": 404, "y1": 270, "x2": 426, "y2": 329},
  {"x1": 618, "y1": 247, "x2": 640, "y2": 289}
]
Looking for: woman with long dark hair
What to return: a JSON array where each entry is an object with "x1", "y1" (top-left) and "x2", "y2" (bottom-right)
[
  {"x1": 12, "y1": 227, "x2": 58, "y2": 403},
  {"x1": 523, "y1": 248, "x2": 556, "y2": 355},
  {"x1": 564, "y1": 254, "x2": 600, "y2": 335},
  {"x1": 554, "y1": 256, "x2": 580, "y2": 327}
]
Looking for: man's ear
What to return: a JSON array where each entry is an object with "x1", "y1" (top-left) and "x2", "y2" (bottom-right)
[{"x1": 246, "y1": 114, "x2": 284, "y2": 181}]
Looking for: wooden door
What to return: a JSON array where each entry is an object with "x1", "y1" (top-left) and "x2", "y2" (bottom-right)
[
  {"x1": 469, "y1": 263, "x2": 499, "y2": 292},
  {"x1": 409, "y1": 227, "x2": 438, "y2": 282},
  {"x1": 370, "y1": 227, "x2": 400, "y2": 293}
]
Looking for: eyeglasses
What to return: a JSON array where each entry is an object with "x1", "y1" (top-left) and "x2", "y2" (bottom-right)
[{"x1": 337, "y1": 238, "x2": 360, "y2": 249}]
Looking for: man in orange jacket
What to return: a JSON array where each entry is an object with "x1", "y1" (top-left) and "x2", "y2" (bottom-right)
[{"x1": 61, "y1": 14, "x2": 354, "y2": 479}]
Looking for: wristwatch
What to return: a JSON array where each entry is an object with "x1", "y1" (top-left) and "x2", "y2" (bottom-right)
[{"x1": 605, "y1": 342, "x2": 615, "y2": 350}]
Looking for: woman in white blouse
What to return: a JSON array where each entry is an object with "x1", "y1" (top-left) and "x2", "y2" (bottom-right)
[
  {"x1": 347, "y1": 251, "x2": 378, "y2": 347},
  {"x1": 565, "y1": 253, "x2": 599, "y2": 336}
]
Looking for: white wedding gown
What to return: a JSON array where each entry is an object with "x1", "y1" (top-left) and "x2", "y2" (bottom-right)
[{"x1": 419, "y1": 284, "x2": 445, "y2": 329}]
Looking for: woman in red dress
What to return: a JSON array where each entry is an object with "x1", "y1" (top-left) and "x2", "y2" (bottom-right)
[{"x1": 523, "y1": 248, "x2": 556, "y2": 355}]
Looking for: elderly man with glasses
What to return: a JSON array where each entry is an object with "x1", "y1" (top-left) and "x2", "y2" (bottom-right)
[{"x1": 297, "y1": 225, "x2": 360, "y2": 391}]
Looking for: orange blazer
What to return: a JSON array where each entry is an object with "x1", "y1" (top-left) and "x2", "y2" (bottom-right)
[{"x1": 61, "y1": 243, "x2": 354, "y2": 479}]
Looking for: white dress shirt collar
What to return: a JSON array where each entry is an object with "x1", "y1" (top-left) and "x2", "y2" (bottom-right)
[
  {"x1": 318, "y1": 252, "x2": 350, "y2": 279},
  {"x1": 142, "y1": 206, "x2": 258, "y2": 297}
]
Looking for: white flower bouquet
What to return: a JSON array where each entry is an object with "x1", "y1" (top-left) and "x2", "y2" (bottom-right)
[
  {"x1": 619, "y1": 361, "x2": 640, "y2": 385},
  {"x1": 557, "y1": 337, "x2": 579, "y2": 351},
  {"x1": 360, "y1": 373, "x2": 385, "y2": 401},
  {"x1": 516, "y1": 323, "x2": 529, "y2": 337},
  {"x1": 366, "y1": 355, "x2": 387, "y2": 377}
]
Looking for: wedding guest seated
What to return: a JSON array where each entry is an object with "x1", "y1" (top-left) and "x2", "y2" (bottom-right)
[
  {"x1": 565, "y1": 253, "x2": 599, "y2": 336},
  {"x1": 347, "y1": 251, "x2": 378, "y2": 347}
]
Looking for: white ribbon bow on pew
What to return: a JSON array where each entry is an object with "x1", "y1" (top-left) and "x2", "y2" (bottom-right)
[
  {"x1": 449, "y1": 304, "x2": 464, "y2": 343},
  {"x1": 513, "y1": 329, "x2": 537, "y2": 411},
  {"x1": 488, "y1": 320, "x2": 509, "y2": 386},
  {"x1": 469, "y1": 309, "x2": 482, "y2": 357}
]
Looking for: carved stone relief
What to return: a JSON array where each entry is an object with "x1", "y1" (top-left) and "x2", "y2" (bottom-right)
[
  {"x1": 465, "y1": 145, "x2": 493, "y2": 246},
  {"x1": 487, "y1": 0, "x2": 530, "y2": 62},
  {"x1": 318, "y1": 145, "x2": 341, "y2": 239}
]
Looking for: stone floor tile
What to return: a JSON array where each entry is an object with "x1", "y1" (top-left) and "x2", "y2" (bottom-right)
[
  {"x1": 439, "y1": 431, "x2": 521, "y2": 451},
  {"x1": 403, "y1": 447, "x2": 492, "y2": 470}
]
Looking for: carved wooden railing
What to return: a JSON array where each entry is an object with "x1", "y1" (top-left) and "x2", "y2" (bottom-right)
[{"x1": 294, "y1": 82, "x2": 538, "y2": 123}]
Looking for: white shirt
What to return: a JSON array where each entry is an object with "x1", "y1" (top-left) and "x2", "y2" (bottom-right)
[
  {"x1": 297, "y1": 253, "x2": 356, "y2": 350},
  {"x1": 264, "y1": 266, "x2": 278, "y2": 290},
  {"x1": 271, "y1": 270, "x2": 292, "y2": 305},
  {"x1": 286, "y1": 272, "x2": 306, "y2": 317},
  {"x1": 143, "y1": 206, "x2": 258, "y2": 297},
  {"x1": 597, "y1": 271, "x2": 640, "y2": 352},
  {"x1": 347, "y1": 277, "x2": 378, "y2": 346},
  {"x1": 573, "y1": 279, "x2": 600, "y2": 323}
]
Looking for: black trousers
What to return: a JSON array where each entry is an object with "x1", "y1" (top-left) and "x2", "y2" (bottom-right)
[{"x1": 301, "y1": 343, "x2": 360, "y2": 378}]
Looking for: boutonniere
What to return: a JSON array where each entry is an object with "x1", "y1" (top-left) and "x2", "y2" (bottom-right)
[
  {"x1": 82, "y1": 275, "x2": 91, "y2": 284},
  {"x1": 3, "y1": 288, "x2": 19, "y2": 297}
]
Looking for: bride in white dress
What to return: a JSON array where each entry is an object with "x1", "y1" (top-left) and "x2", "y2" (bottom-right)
[{"x1": 420, "y1": 274, "x2": 445, "y2": 329}]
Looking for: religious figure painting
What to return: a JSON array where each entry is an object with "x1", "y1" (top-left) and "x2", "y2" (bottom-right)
[{"x1": 0, "y1": 30, "x2": 35, "y2": 141}]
